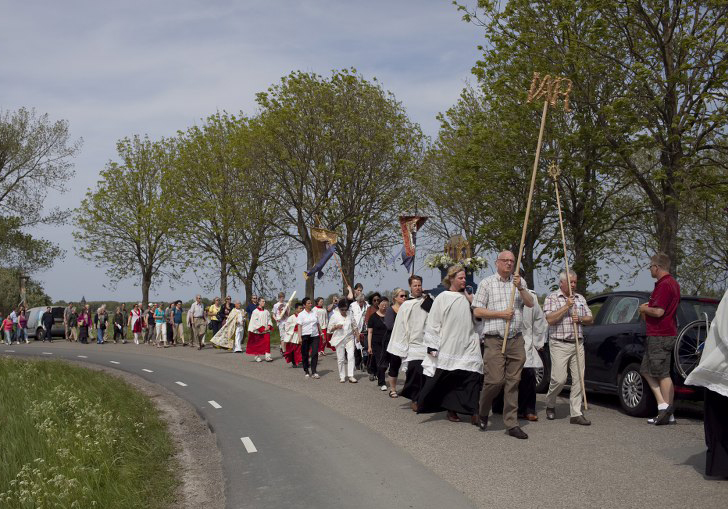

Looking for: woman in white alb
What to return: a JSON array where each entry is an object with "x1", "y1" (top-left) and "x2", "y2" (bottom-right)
[{"x1": 328, "y1": 299, "x2": 359, "y2": 383}]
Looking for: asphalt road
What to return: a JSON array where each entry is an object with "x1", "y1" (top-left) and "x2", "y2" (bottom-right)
[
  {"x1": 3, "y1": 342, "x2": 475, "y2": 509},
  {"x1": 3, "y1": 341, "x2": 726, "y2": 508}
]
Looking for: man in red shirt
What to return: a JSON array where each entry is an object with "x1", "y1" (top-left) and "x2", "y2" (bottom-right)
[{"x1": 639, "y1": 252, "x2": 681, "y2": 425}]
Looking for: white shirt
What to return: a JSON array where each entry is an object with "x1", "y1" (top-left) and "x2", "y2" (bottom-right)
[
  {"x1": 523, "y1": 290, "x2": 547, "y2": 368},
  {"x1": 328, "y1": 312, "x2": 357, "y2": 348},
  {"x1": 284, "y1": 314, "x2": 301, "y2": 344},
  {"x1": 314, "y1": 306, "x2": 328, "y2": 329},
  {"x1": 297, "y1": 309, "x2": 320, "y2": 337},
  {"x1": 350, "y1": 301, "x2": 369, "y2": 333},
  {"x1": 188, "y1": 302, "x2": 206, "y2": 320},
  {"x1": 248, "y1": 308, "x2": 272, "y2": 332},
  {"x1": 272, "y1": 301, "x2": 288, "y2": 325}
]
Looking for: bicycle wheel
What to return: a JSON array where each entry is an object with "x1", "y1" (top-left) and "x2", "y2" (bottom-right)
[{"x1": 673, "y1": 319, "x2": 708, "y2": 379}]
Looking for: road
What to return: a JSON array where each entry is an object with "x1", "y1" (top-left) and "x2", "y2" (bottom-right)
[{"x1": 3, "y1": 341, "x2": 726, "y2": 508}]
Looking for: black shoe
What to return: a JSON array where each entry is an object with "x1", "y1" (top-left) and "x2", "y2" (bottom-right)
[
  {"x1": 546, "y1": 407, "x2": 555, "y2": 420},
  {"x1": 654, "y1": 405, "x2": 674, "y2": 426},
  {"x1": 507, "y1": 426, "x2": 528, "y2": 439},
  {"x1": 476, "y1": 415, "x2": 488, "y2": 431},
  {"x1": 570, "y1": 415, "x2": 591, "y2": 426},
  {"x1": 368, "y1": 374, "x2": 376, "y2": 381}
]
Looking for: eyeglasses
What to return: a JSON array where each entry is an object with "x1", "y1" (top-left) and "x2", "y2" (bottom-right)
[{"x1": 397, "y1": 294, "x2": 406, "y2": 298}]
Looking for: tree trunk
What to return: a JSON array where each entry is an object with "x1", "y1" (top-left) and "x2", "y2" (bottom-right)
[
  {"x1": 305, "y1": 248, "x2": 315, "y2": 299},
  {"x1": 141, "y1": 274, "x2": 151, "y2": 310},
  {"x1": 656, "y1": 200, "x2": 679, "y2": 273},
  {"x1": 244, "y1": 279, "x2": 253, "y2": 308},
  {"x1": 219, "y1": 259, "x2": 228, "y2": 299}
]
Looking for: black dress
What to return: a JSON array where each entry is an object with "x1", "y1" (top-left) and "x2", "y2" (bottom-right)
[
  {"x1": 367, "y1": 313, "x2": 388, "y2": 385},
  {"x1": 378, "y1": 307, "x2": 402, "y2": 382},
  {"x1": 705, "y1": 389, "x2": 728, "y2": 477}
]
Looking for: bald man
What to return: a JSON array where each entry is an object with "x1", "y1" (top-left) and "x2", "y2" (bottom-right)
[{"x1": 472, "y1": 250, "x2": 534, "y2": 439}]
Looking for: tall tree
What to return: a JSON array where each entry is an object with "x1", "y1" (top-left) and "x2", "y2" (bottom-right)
[
  {"x1": 0, "y1": 107, "x2": 81, "y2": 269},
  {"x1": 75, "y1": 135, "x2": 179, "y2": 307},
  {"x1": 254, "y1": 69, "x2": 423, "y2": 295},
  {"x1": 166, "y1": 111, "x2": 291, "y2": 301}
]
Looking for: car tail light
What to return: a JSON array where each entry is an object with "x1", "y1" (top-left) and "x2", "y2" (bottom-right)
[{"x1": 674, "y1": 386, "x2": 695, "y2": 395}]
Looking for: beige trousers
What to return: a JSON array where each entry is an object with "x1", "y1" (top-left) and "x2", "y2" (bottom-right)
[
  {"x1": 546, "y1": 339, "x2": 585, "y2": 417},
  {"x1": 478, "y1": 334, "x2": 526, "y2": 429},
  {"x1": 173, "y1": 323, "x2": 185, "y2": 344}
]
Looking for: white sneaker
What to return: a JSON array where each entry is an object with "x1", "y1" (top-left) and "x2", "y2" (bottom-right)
[
  {"x1": 255, "y1": 356, "x2": 261, "y2": 362},
  {"x1": 348, "y1": 377, "x2": 358, "y2": 383},
  {"x1": 340, "y1": 378, "x2": 346, "y2": 383},
  {"x1": 264, "y1": 353, "x2": 272, "y2": 362},
  {"x1": 304, "y1": 373, "x2": 310, "y2": 378},
  {"x1": 312, "y1": 373, "x2": 320, "y2": 379},
  {"x1": 380, "y1": 385, "x2": 387, "y2": 391}
]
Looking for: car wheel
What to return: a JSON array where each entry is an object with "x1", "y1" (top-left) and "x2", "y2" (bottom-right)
[
  {"x1": 535, "y1": 349, "x2": 550, "y2": 394},
  {"x1": 618, "y1": 362, "x2": 656, "y2": 417}
]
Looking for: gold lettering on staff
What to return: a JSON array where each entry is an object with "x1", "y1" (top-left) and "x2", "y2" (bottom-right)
[{"x1": 527, "y1": 72, "x2": 572, "y2": 112}]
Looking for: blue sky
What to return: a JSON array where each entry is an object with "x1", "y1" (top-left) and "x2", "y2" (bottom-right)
[{"x1": 1, "y1": 0, "x2": 653, "y2": 301}]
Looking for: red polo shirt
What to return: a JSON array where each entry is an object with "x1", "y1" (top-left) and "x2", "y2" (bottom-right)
[{"x1": 646, "y1": 274, "x2": 680, "y2": 336}]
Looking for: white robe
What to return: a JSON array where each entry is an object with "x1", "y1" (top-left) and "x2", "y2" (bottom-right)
[
  {"x1": 233, "y1": 309, "x2": 246, "y2": 352},
  {"x1": 248, "y1": 308, "x2": 272, "y2": 333},
  {"x1": 212, "y1": 307, "x2": 243, "y2": 350},
  {"x1": 523, "y1": 290, "x2": 548, "y2": 368},
  {"x1": 685, "y1": 289, "x2": 728, "y2": 397},
  {"x1": 284, "y1": 314, "x2": 301, "y2": 344},
  {"x1": 314, "y1": 306, "x2": 328, "y2": 330},
  {"x1": 422, "y1": 291, "x2": 483, "y2": 377},
  {"x1": 387, "y1": 297, "x2": 428, "y2": 362}
]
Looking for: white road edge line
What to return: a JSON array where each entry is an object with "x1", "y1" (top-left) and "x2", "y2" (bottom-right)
[
  {"x1": 142, "y1": 369, "x2": 153, "y2": 373},
  {"x1": 208, "y1": 400, "x2": 222, "y2": 409},
  {"x1": 109, "y1": 361, "x2": 120, "y2": 364},
  {"x1": 5, "y1": 350, "x2": 16, "y2": 353},
  {"x1": 241, "y1": 437, "x2": 257, "y2": 453},
  {"x1": 175, "y1": 381, "x2": 187, "y2": 387},
  {"x1": 77, "y1": 355, "x2": 88, "y2": 358},
  {"x1": 42, "y1": 352, "x2": 53, "y2": 355}
]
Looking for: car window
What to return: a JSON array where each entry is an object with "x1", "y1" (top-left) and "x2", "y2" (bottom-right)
[
  {"x1": 604, "y1": 297, "x2": 641, "y2": 325},
  {"x1": 680, "y1": 300, "x2": 718, "y2": 323},
  {"x1": 52, "y1": 307, "x2": 64, "y2": 319},
  {"x1": 586, "y1": 296, "x2": 609, "y2": 325}
]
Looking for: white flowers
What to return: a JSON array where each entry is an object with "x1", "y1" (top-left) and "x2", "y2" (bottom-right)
[{"x1": 425, "y1": 253, "x2": 487, "y2": 271}]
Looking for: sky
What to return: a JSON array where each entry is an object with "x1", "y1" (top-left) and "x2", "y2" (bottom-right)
[{"x1": 1, "y1": 0, "x2": 653, "y2": 302}]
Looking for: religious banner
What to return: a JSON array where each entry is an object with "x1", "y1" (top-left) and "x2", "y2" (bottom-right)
[{"x1": 399, "y1": 216, "x2": 428, "y2": 257}]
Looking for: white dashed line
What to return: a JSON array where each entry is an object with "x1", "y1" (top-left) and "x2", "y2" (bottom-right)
[
  {"x1": 142, "y1": 369, "x2": 153, "y2": 373},
  {"x1": 109, "y1": 361, "x2": 120, "y2": 364},
  {"x1": 5, "y1": 350, "x2": 15, "y2": 353},
  {"x1": 77, "y1": 355, "x2": 88, "y2": 358},
  {"x1": 42, "y1": 352, "x2": 53, "y2": 355},
  {"x1": 241, "y1": 437, "x2": 257, "y2": 453},
  {"x1": 208, "y1": 400, "x2": 222, "y2": 409},
  {"x1": 175, "y1": 381, "x2": 187, "y2": 387}
]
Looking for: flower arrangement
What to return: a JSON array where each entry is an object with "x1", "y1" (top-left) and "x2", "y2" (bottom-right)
[{"x1": 425, "y1": 253, "x2": 487, "y2": 271}]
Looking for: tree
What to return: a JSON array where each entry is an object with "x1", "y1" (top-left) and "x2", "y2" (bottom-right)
[
  {"x1": 254, "y1": 69, "x2": 423, "y2": 295},
  {"x1": 0, "y1": 267, "x2": 50, "y2": 315},
  {"x1": 0, "y1": 107, "x2": 81, "y2": 270},
  {"x1": 74, "y1": 135, "x2": 180, "y2": 307},
  {"x1": 459, "y1": 0, "x2": 728, "y2": 276},
  {"x1": 166, "y1": 111, "x2": 292, "y2": 301}
]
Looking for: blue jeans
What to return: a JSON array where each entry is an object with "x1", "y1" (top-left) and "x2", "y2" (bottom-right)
[
  {"x1": 97, "y1": 328, "x2": 105, "y2": 344},
  {"x1": 4, "y1": 330, "x2": 11, "y2": 345},
  {"x1": 17, "y1": 328, "x2": 27, "y2": 343}
]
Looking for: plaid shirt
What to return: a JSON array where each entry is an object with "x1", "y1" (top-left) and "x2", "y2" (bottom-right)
[
  {"x1": 472, "y1": 273, "x2": 527, "y2": 339},
  {"x1": 543, "y1": 290, "x2": 591, "y2": 341}
]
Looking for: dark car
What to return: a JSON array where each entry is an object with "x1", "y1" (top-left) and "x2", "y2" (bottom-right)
[{"x1": 536, "y1": 291, "x2": 719, "y2": 417}]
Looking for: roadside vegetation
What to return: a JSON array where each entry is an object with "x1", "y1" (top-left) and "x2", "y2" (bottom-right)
[{"x1": 0, "y1": 358, "x2": 177, "y2": 508}]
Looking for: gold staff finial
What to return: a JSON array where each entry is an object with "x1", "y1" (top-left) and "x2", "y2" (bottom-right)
[
  {"x1": 547, "y1": 162, "x2": 561, "y2": 180},
  {"x1": 527, "y1": 72, "x2": 572, "y2": 112}
]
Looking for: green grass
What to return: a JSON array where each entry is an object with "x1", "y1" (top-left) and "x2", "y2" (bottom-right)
[{"x1": 0, "y1": 358, "x2": 178, "y2": 509}]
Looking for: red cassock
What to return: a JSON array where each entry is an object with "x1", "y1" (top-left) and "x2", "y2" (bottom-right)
[
  {"x1": 283, "y1": 325, "x2": 302, "y2": 365},
  {"x1": 317, "y1": 328, "x2": 336, "y2": 352},
  {"x1": 246, "y1": 326, "x2": 271, "y2": 355}
]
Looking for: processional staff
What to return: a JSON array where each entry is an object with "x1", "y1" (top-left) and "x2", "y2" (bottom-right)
[
  {"x1": 502, "y1": 72, "x2": 573, "y2": 354},
  {"x1": 548, "y1": 162, "x2": 588, "y2": 410}
]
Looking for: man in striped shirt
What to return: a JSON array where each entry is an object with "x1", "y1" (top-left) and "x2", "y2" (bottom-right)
[
  {"x1": 472, "y1": 250, "x2": 534, "y2": 439},
  {"x1": 543, "y1": 270, "x2": 593, "y2": 425}
]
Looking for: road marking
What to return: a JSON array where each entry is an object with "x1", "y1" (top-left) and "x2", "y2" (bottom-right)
[
  {"x1": 208, "y1": 400, "x2": 221, "y2": 409},
  {"x1": 42, "y1": 352, "x2": 53, "y2": 355},
  {"x1": 77, "y1": 355, "x2": 88, "y2": 358},
  {"x1": 175, "y1": 381, "x2": 187, "y2": 387},
  {"x1": 142, "y1": 369, "x2": 153, "y2": 373},
  {"x1": 5, "y1": 350, "x2": 15, "y2": 353},
  {"x1": 109, "y1": 361, "x2": 120, "y2": 364},
  {"x1": 241, "y1": 437, "x2": 257, "y2": 453}
]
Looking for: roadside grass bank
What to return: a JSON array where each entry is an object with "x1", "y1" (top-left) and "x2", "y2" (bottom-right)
[{"x1": 0, "y1": 358, "x2": 178, "y2": 508}]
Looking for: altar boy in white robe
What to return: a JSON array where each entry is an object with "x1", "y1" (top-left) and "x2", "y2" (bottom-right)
[
  {"x1": 417, "y1": 265, "x2": 483, "y2": 424},
  {"x1": 247, "y1": 298, "x2": 273, "y2": 362}
]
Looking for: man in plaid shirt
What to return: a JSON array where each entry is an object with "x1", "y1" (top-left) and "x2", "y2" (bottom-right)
[
  {"x1": 472, "y1": 250, "x2": 534, "y2": 439},
  {"x1": 543, "y1": 270, "x2": 593, "y2": 425}
]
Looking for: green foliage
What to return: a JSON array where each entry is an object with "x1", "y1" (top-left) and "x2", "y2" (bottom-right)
[
  {"x1": 75, "y1": 135, "x2": 182, "y2": 307},
  {"x1": 0, "y1": 267, "x2": 50, "y2": 314},
  {"x1": 0, "y1": 107, "x2": 81, "y2": 271},
  {"x1": 253, "y1": 69, "x2": 424, "y2": 294},
  {"x1": 0, "y1": 359, "x2": 177, "y2": 509}
]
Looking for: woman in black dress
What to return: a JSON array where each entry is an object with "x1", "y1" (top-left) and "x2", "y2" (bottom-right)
[
  {"x1": 379, "y1": 288, "x2": 407, "y2": 397},
  {"x1": 367, "y1": 297, "x2": 390, "y2": 391}
]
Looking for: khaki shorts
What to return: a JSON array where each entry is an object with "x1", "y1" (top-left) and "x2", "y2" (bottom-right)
[{"x1": 641, "y1": 335, "x2": 676, "y2": 378}]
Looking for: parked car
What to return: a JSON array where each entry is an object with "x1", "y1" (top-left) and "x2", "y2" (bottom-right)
[
  {"x1": 535, "y1": 291, "x2": 719, "y2": 417},
  {"x1": 26, "y1": 306, "x2": 66, "y2": 341}
]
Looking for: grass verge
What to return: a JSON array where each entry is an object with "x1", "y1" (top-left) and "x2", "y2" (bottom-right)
[{"x1": 0, "y1": 358, "x2": 178, "y2": 508}]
